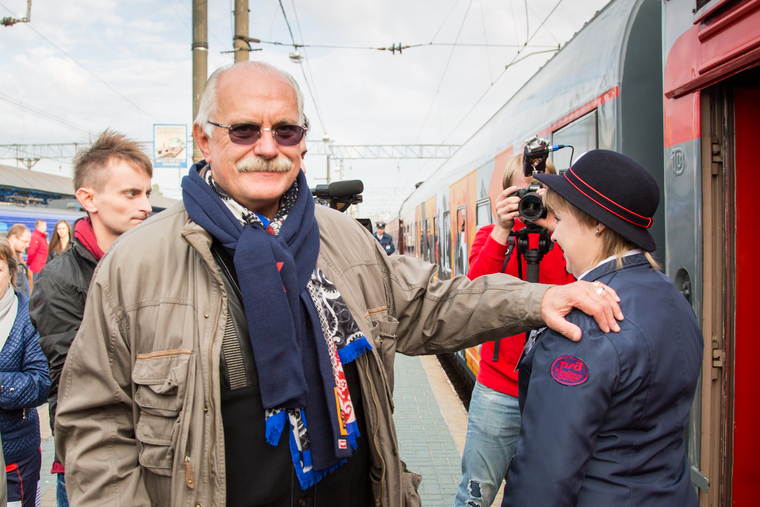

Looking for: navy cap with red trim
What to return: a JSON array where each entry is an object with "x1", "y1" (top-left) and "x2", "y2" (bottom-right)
[{"x1": 534, "y1": 150, "x2": 659, "y2": 252}]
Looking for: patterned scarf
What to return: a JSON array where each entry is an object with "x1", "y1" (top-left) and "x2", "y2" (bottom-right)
[{"x1": 182, "y1": 162, "x2": 372, "y2": 489}]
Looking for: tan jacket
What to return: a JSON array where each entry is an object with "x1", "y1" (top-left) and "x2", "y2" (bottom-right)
[{"x1": 55, "y1": 202, "x2": 548, "y2": 507}]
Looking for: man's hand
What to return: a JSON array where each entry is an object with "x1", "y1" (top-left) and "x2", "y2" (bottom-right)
[{"x1": 541, "y1": 281, "x2": 623, "y2": 341}]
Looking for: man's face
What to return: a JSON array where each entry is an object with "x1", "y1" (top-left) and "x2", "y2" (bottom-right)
[
  {"x1": 196, "y1": 67, "x2": 302, "y2": 218},
  {"x1": 377, "y1": 227, "x2": 385, "y2": 235},
  {"x1": 90, "y1": 160, "x2": 152, "y2": 238},
  {"x1": 37, "y1": 222, "x2": 47, "y2": 234},
  {"x1": 9, "y1": 230, "x2": 31, "y2": 254}
]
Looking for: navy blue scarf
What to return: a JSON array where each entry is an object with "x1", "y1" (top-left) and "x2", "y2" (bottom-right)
[{"x1": 182, "y1": 162, "x2": 352, "y2": 484}]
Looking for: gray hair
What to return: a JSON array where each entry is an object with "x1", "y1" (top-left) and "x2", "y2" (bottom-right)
[{"x1": 194, "y1": 61, "x2": 305, "y2": 139}]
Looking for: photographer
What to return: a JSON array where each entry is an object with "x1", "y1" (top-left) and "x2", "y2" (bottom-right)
[{"x1": 453, "y1": 154, "x2": 574, "y2": 507}]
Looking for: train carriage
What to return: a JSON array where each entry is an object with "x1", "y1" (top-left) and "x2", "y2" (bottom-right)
[{"x1": 395, "y1": 0, "x2": 760, "y2": 502}]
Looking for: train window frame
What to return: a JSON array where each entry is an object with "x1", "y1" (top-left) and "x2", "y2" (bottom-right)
[
  {"x1": 442, "y1": 210, "x2": 452, "y2": 278},
  {"x1": 476, "y1": 197, "x2": 492, "y2": 227},
  {"x1": 455, "y1": 205, "x2": 468, "y2": 276},
  {"x1": 551, "y1": 110, "x2": 598, "y2": 172},
  {"x1": 432, "y1": 215, "x2": 439, "y2": 266}
]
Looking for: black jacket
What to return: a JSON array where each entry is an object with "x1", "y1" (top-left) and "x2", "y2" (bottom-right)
[
  {"x1": 504, "y1": 254, "x2": 702, "y2": 507},
  {"x1": 28, "y1": 232, "x2": 98, "y2": 432}
]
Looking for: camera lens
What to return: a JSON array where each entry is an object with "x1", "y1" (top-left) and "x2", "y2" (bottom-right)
[{"x1": 518, "y1": 193, "x2": 546, "y2": 221}]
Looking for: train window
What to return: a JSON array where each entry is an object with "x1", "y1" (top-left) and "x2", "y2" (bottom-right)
[
  {"x1": 455, "y1": 206, "x2": 468, "y2": 276},
  {"x1": 442, "y1": 211, "x2": 452, "y2": 279},
  {"x1": 476, "y1": 197, "x2": 492, "y2": 227},
  {"x1": 552, "y1": 110, "x2": 598, "y2": 172},
  {"x1": 432, "y1": 215, "x2": 439, "y2": 266},
  {"x1": 424, "y1": 218, "x2": 431, "y2": 263}
]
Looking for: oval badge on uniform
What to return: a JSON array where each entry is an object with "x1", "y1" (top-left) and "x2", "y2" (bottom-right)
[{"x1": 551, "y1": 356, "x2": 589, "y2": 386}]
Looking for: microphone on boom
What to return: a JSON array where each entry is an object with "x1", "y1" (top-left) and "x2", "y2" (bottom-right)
[{"x1": 311, "y1": 180, "x2": 364, "y2": 213}]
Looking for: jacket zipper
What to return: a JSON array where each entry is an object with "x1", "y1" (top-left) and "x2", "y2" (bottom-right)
[
  {"x1": 207, "y1": 288, "x2": 223, "y2": 504},
  {"x1": 362, "y1": 354, "x2": 387, "y2": 507}
]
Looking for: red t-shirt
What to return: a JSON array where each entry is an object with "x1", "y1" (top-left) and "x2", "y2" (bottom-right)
[{"x1": 467, "y1": 221, "x2": 575, "y2": 397}]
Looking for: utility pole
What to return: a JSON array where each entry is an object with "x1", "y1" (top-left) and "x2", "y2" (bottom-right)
[
  {"x1": 192, "y1": 0, "x2": 208, "y2": 162},
  {"x1": 233, "y1": 0, "x2": 249, "y2": 63},
  {"x1": 1, "y1": 0, "x2": 31, "y2": 27}
]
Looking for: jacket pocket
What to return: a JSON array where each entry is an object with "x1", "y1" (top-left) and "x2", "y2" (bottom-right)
[
  {"x1": 136, "y1": 412, "x2": 179, "y2": 476},
  {"x1": 132, "y1": 349, "x2": 193, "y2": 477},
  {"x1": 133, "y1": 349, "x2": 192, "y2": 417},
  {"x1": 401, "y1": 461, "x2": 422, "y2": 507},
  {"x1": 367, "y1": 316, "x2": 399, "y2": 405}
]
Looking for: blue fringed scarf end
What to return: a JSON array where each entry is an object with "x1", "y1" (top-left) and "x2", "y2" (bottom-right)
[
  {"x1": 265, "y1": 411, "x2": 287, "y2": 446},
  {"x1": 337, "y1": 336, "x2": 372, "y2": 365},
  {"x1": 289, "y1": 427, "x2": 347, "y2": 490}
]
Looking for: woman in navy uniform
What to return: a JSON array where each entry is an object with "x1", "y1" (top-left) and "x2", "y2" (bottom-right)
[{"x1": 503, "y1": 150, "x2": 702, "y2": 507}]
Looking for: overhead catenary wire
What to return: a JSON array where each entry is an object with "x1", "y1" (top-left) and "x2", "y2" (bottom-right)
[
  {"x1": 277, "y1": 0, "x2": 328, "y2": 135},
  {"x1": 0, "y1": 2, "x2": 162, "y2": 123},
  {"x1": 0, "y1": 93, "x2": 93, "y2": 137},
  {"x1": 404, "y1": 0, "x2": 566, "y2": 185},
  {"x1": 430, "y1": 0, "x2": 463, "y2": 43},
  {"x1": 443, "y1": 0, "x2": 567, "y2": 143},
  {"x1": 415, "y1": 0, "x2": 475, "y2": 143},
  {"x1": 478, "y1": 0, "x2": 494, "y2": 84},
  {"x1": 290, "y1": 0, "x2": 326, "y2": 134},
  {"x1": 249, "y1": 39, "x2": 557, "y2": 51}
]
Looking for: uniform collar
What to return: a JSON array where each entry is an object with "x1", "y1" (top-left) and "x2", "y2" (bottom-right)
[{"x1": 580, "y1": 251, "x2": 651, "y2": 282}]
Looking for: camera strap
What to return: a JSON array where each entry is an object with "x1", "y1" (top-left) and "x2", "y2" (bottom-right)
[{"x1": 493, "y1": 233, "x2": 517, "y2": 362}]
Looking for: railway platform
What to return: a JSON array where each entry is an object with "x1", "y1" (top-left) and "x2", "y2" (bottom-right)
[{"x1": 36, "y1": 354, "x2": 485, "y2": 506}]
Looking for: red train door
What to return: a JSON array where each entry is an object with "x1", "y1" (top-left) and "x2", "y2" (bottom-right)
[{"x1": 732, "y1": 85, "x2": 760, "y2": 505}]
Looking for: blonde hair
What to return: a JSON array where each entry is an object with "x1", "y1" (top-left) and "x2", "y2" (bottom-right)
[
  {"x1": 502, "y1": 153, "x2": 556, "y2": 190},
  {"x1": 543, "y1": 188, "x2": 660, "y2": 270}
]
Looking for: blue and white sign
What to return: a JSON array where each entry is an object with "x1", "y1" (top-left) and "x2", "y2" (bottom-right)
[{"x1": 153, "y1": 124, "x2": 188, "y2": 168}]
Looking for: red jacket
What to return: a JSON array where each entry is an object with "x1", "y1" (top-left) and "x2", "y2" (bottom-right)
[
  {"x1": 27, "y1": 229, "x2": 49, "y2": 273},
  {"x1": 468, "y1": 222, "x2": 575, "y2": 397}
]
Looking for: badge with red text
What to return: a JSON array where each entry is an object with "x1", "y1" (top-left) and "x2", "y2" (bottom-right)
[{"x1": 551, "y1": 356, "x2": 589, "y2": 386}]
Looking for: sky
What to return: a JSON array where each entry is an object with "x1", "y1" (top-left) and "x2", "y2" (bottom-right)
[{"x1": 0, "y1": 0, "x2": 610, "y2": 222}]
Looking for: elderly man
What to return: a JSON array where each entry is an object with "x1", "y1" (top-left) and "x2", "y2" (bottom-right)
[{"x1": 55, "y1": 61, "x2": 621, "y2": 507}]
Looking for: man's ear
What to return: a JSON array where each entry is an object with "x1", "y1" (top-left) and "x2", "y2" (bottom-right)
[
  {"x1": 76, "y1": 187, "x2": 98, "y2": 214},
  {"x1": 193, "y1": 123, "x2": 213, "y2": 163}
]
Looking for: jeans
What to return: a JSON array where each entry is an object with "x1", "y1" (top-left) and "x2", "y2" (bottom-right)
[
  {"x1": 56, "y1": 474, "x2": 69, "y2": 507},
  {"x1": 453, "y1": 382, "x2": 521, "y2": 507}
]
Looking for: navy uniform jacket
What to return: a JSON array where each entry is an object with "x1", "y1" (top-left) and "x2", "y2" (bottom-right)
[
  {"x1": 503, "y1": 254, "x2": 702, "y2": 507},
  {"x1": 374, "y1": 232, "x2": 395, "y2": 255}
]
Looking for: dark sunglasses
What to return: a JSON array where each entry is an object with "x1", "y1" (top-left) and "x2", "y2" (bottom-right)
[{"x1": 207, "y1": 121, "x2": 307, "y2": 147}]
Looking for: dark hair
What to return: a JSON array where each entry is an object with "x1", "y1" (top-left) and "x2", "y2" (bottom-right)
[
  {"x1": 49, "y1": 220, "x2": 72, "y2": 254},
  {"x1": 0, "y1": 236, "x2": 18, "y2": 288},
  {"x1": 73, "y1": 129, "x2": 153, "y2": 192}
]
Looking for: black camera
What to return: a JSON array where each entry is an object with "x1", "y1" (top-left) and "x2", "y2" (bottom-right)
[{"x1": 510, "y1": 181, "x2": 546, "y2": 221}]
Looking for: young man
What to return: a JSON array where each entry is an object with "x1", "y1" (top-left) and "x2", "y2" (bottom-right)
[
  {"x1": 28, "y1": 130, "x2": 152, "y2": 507},
  {"x1": 7, "y1": 224, "x2": 31, "y2": 297},
  {"x1": 26, "y1": 220, "x2": 48, "y2": 288},
  {"x1": 54, "y1": 62, "x2": 622, "y2": 507}
]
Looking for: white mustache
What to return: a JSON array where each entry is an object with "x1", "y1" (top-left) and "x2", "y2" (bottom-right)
[{"x1": 236, "y1": 156, "x2": 293, "y2": 173}]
